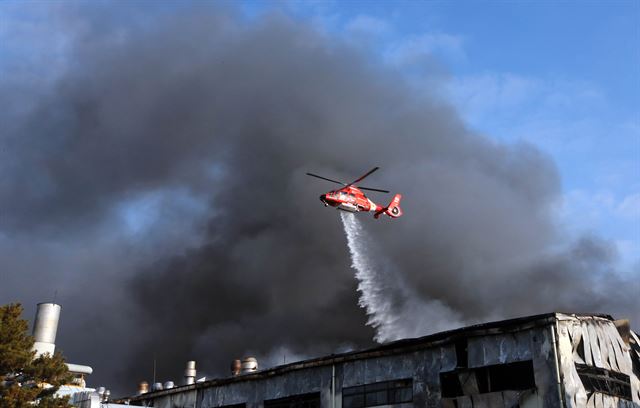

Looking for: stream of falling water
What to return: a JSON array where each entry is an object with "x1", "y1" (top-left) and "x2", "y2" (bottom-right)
[{"x1": 340, "y1": 212, "x2": 463, "y2": 342}]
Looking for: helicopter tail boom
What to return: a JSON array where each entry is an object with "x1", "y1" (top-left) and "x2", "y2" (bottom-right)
[{"x1": 374, "y1": 194, "x2": 403, "y2": 219}]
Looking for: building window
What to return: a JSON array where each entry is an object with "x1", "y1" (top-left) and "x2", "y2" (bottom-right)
[
  {"x1": 576, "y1": 364, "x2": 632, "y2": 401},
  {"x1": 343, "y1": 379, "x2": 413, "y2": 408},
  {"x1": 440, "y1": 360, "x2": 536, "y2": 397},
  {"x1": 454, "y1": 338, "x2": 468, "y2": 368},
  {"x1": 264, "y1": 392, "x2": 320, "y2": 408}
]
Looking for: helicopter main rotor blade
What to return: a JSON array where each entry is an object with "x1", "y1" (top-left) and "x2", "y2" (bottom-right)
[
  {"x1": 347, "y1": 167, "x2": 379, "y2": 186},
  {"x1": 359, "y1": 186, "x2": 390, "y2": 193},
  {"x1": 306, "y1": 173, "x2": 346, "y2": 185}
]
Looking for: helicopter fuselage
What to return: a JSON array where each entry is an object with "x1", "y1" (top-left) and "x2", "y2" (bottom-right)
[{"x1": 319, "y1": 186, "x2": 380, "y2": 214}]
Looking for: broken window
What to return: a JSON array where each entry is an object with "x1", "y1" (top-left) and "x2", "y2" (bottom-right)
[
  {"x1": 440, "y1": 360, "x2": 536, "y2": 397},
  {"x1": 454, "y1": 338, "x2": 468, "y2": 368},
  {"x1": 264, "y1": 392, "x2": 320, "y2": 408},
  {"x1": 343, "y1": 379, "x2": 413, "y2": 408},
  {"x1": 575, "y1": 364, "x2": 632, "y2": 401}
]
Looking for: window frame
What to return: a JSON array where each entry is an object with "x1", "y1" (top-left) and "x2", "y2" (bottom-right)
[
  {"x1": 264, "y1": 392, "x2": 321, "y2": 408},
  {"x1": 343, "y1": 378, "x2": 413, "y2": 408}
]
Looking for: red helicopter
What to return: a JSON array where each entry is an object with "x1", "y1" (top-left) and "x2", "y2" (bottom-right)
[{"x1": 306, "y1": 167, "x2": 403, "y2": 219}]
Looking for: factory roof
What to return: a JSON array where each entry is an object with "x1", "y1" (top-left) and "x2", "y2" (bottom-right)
[{"x1": 127, "y1": 311, "x2": 616, "y2": 402}]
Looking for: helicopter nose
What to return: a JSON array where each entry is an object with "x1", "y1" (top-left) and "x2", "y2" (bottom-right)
[{"x1": 319, "y1": 194, "x2": 326, "y2": 202}]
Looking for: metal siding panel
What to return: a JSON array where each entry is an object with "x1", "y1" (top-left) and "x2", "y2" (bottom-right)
[
  {"x1": 588, "y1": 324, "x2": 604, "y2": 368},
  {"x1": 470, "y1": 394, "x2": 489, "y2": 408},
  {"x1": 501, "y1": 391, "x2": 521, "y2": 407},
  {"x1": 498, "y1": 334, "x2": 518, "y2": 364},
  {"x1": 424, "y1": 348, "x2": 444, "y2": 408},
  {"x1": 467, "y1": 336, "x2": 485, "y2": 368},
  {"x1": 569, "y1": 322, "x2": 586, "y2": 364},
  {"x1": 485, "y1": 392, "x2": 504, "y2": 407},
  {"x1": 582, "y1": 323, "x2": 594, "y2": 366},
  {"x1": 595, "y1": 324, "x2": 612, "y2": 370},
  {"x1": 515, "y1": 331, "x2": 534, "y2": 361},
  {"x1": 440, "y1": 345, "x2": 457, "y2": 372},
  {"x1": 482, "y1": 338, "x2": 500, "y2": 366},
  {"x1": 456, "y1": 396, "x2": 472, "y2": 408},
  {"x1": 556, "y1": 323, "x2": 587, "y2": 408}
]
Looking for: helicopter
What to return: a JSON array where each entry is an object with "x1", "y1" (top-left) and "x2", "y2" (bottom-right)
[{"x1": 306, "y1": 167, "x2": 403, "y2": 219}]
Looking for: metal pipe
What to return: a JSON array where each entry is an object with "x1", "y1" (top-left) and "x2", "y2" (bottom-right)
[
  {"x1": 550, "y1": 322, "x2": 566, "y2": 407},
  {"x1": 331, "y1": 364, "x2": 336, "y2": 408}
]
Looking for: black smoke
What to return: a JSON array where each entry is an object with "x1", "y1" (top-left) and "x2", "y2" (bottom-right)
[{"x1": 0, "y1": 3, "x2": 637, "y2": 395}]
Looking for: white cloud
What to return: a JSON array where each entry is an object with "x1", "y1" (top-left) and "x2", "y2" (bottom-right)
[
  {"x1": 444, "y1": 73, "x2": 605, "y2": 125},
  {"x1": 617, "y1": 193, "x2": 640, "y2": 219},
  {"x1": 345, "y1": 14, "x2": 389, "y2": 37},
  {"x1": 385, "y1": 33, "x2": 466, "y2": 66}
]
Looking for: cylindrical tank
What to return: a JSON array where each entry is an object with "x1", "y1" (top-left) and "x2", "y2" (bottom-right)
[
  {"x1": 230, "y1": 359, "x2": 242, "y2": 376},
  {"x1": 138, "y1": 381, "x2": 149, "y2": 395},
  {"x1": 163, "y1": 381, "x2": 175, "y2": 389},
  {"x1": 241, "y1": 357, "x2": 258, "y2": 374},
  {"x1": 66, "y1": 363, "x2": 93, "y2": 375},
  {"x1": 184, "y1": 360, "x2": 196, "y2": 385},
  {"x1": 151, "y1": 382, "x2": 163, "y2": 391},
  {"x1": 32, "y1": 303, "x2": 61, "y2": 357}
]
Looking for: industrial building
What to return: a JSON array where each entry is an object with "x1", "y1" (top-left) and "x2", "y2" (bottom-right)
[
  {"x1": 126, "y1": 313, "x2": 640, "y2": 408},
  {"x1": 29, "y1": 302, "x2": 129, "y2": 408}
]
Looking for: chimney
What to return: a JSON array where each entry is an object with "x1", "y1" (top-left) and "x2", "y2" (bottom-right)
[
  {"x1": 184, "y1": 361, "x2": 196, "y2": 385},
  {"x1": 32, "y1": 303, "x2": 61, "y2": 357}
]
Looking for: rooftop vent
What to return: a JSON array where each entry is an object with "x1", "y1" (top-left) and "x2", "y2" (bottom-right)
[
  {"x1": 184, "y1": 360, "x2": 196, "y2": 385},
  {"x1": 241, "y1": 357, "x2": 258, "y2": 374},
  {"x1": 138, "y1": 381, "x2": 149, "y2": 395},
  {"x1": 231, "y1": 359, "x2": 242, "y2": 376}
]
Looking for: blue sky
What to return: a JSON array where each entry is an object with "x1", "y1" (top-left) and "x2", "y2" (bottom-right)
[
  {"x1": 237, "y1": 0, "x2": 639, "y2": 268},
  {"x1": 0, "y1": 0, "x2": 638, "y2": 267}
]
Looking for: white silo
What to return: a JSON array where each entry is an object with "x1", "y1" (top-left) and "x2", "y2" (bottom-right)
[{"x1": 32, "y1": 302, "x2": 61, "y2": 357}]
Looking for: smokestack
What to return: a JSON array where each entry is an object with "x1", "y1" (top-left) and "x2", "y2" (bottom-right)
[
  {"x1": 32, "y1": 303, "x2": 61, "y2": 357},
  {"x1": 184, "y1": 360, "x2": 196, "y2": 385}
]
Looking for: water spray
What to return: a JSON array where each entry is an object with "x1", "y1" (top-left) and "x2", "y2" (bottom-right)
[{"x1": 340, "y1": 212, "x2": 463, "y2": 342}]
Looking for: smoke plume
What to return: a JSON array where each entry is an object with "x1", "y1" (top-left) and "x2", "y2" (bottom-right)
[{"x1": 0, "y1": 3, "x2": 637, "y2": 394}]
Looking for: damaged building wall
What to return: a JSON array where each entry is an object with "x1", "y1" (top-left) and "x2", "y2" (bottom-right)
[
  {"x1": 556, "y1": 314, "x2": 640, "y2": 408},
  {"x1": 129, "y1": 313, "x2": 640, "y2": 408},
  {"x1": 439, "y1": 326, "x2": 559, "y2": 407}
]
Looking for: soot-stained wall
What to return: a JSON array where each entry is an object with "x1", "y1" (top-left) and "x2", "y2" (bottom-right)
[{"x1": 129, "y1": 313, "x2": 640, "y2": 408}]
